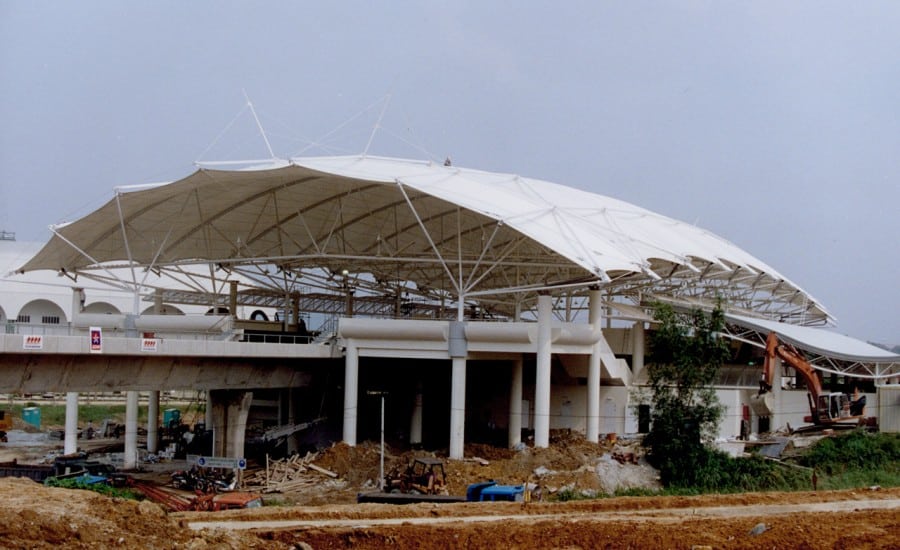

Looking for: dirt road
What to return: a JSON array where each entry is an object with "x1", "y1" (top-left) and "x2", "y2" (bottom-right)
[
  {"x1": 2, "y1": 476, "x2": 899, "y2": 548},
  {"x1": 188, "y1": 497, "x2": 900, "y2": 531},
  {"x1": 173, "y1": 488, "x2": 900, "y2": 549}
]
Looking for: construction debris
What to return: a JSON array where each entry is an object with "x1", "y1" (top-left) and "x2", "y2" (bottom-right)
[{"x1": 243, "y1": 451, "x2": 339, "y2": 493}]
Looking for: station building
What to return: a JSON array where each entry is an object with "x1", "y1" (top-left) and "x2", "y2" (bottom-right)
[{"x1": 1, "y1": 156, "x2": 898, "y2": 466}]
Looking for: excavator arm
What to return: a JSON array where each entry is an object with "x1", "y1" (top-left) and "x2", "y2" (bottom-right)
[
  {"x1": 762, "y1": 332, "x2": 824, "y2": 398},
  {"x1": 752, "y1": 331, "x2": 865, "y2": 425}
]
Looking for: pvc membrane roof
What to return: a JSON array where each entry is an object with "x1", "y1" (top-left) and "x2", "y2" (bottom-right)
[
  {"x1": 726, "y1": 313, "x2": 899, "y2": 362},
  {"x1": 19, "y1": 155, "x2": 829, "y2": 323}
]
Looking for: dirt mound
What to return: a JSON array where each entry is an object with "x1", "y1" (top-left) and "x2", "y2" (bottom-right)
[
  {"x1": 265, "y1": 431, "x2": 659, "y2": 503},
  {"x1": 0, "y1": 477, "x2": 286, "y2": 549}
]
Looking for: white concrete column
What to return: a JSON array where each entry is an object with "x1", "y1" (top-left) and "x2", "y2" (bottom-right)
[
  {"x1": 508, "y1": 357, "x2": 523, "y2": 448},
  {"x1": 632, "y1": 321, "x2": 645, "y2": 379},
  {"x1": 534, "y1": 294, "x2": 553, "y2": 448},
  {"x1": 123, "y1": 390, "x2": 139, "y2": 470},
  {"x1": 64, "y1": 392, "x2": 79, "y2": 455},
  {"x1": 587, "y1": 289, "x2": 603, "y2": 443},
  {"x1": 343, "y1": 343, "x2": 359, "y2": 446},
  {"x1": 147, "y1": 390, "x2": 160, "y2": 453},
  {"x1": 449, "y1": 357, "x2": 467, "y2": 459},
  {"x1": 225, "y1": 391, "x2": 253, "y2": 458},
  {"x1": 410, "y1": 381, "x2": 423, "y2": 446}
]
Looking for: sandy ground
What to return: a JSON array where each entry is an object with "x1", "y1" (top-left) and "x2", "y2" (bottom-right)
[
  {"x1": 1, "y1": 476, "x2": 898, "y2": 549},
  {"x1": 2, "y1": 428, "x2": 899, "y2": 548}
]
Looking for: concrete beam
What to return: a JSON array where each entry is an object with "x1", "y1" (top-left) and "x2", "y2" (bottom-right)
[{"x1": 0, "y1": 353, "x2": 317, "y2": 394}]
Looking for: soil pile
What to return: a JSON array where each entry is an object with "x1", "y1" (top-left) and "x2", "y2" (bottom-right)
[
  {"x1": 0, "y1": 477, "x2": 287, "y2": 549},
  {"x1": 290, "y1": 430, "x2": 659, "y2": 503}
]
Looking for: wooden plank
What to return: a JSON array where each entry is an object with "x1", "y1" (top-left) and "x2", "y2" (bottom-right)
[{"x1": 308, "y1": 463, "x2": 338, "y2": 478}]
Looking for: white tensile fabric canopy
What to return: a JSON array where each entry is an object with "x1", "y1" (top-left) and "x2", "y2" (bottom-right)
[{"x1": 19, "y1": 155, "x2": 829, "y2": 323}]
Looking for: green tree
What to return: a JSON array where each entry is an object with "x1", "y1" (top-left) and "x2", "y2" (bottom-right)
[{"x1": 642, "y1": 302, "x2": 731, "y2": 487}]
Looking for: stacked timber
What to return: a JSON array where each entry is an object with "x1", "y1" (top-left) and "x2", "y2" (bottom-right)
[{"x1": 243, "y1": 452, "x2": 339, "y2": 493}]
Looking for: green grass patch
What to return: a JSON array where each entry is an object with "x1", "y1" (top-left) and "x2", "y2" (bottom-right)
[
  {"x1": 4, "y1": 403, "x2": 196, "y2": 427},
  {"x1": 796, "y1": 429, "x2": 900, "y2": 489},
  {"x1": 7, "y1": 403, "x2": 139, "y2": 426},
  {"x1": 44, "y1": 476, "x2": 143, "y2": 500}
]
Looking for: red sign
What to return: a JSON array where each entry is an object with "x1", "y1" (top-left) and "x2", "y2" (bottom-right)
[{"x1": 90, "y1": 327, "x2": 102, "y2": 353}]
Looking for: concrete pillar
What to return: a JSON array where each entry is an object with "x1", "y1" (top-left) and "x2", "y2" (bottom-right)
[
  {"x1": 64, "y1": 392, "x2": 79, "y2": 455},
  {"x1": 205, "y1": 391, "x2": 213, "y2": 430},
  {"x1": 147, "y1": 390, "x2": 160, "y2": 453},
  {"x1": 229, "y1": 280, "x2": 238, "y2": 318},
  {"x1": 210, "y1": 391, "x2": 226, "y2": 457},
  {"x1": 343, "y1": 343, "x2": 359, "y2": 446},
  {"x1": 124, "y1": 390, "x2": 139, "y2": 469},
  {"x1": 208, "y1": 389, "x2": 253, "y2": 458},
  {"x1": 632, "y1": 321, "x2": 645, "y2": 379},
  {"x1": 587, "y1": 289, "x2": 603, "y2": 443},
  {"x1": 286, "y1": 389, "x2": 299, "y2": 455},
  {"x1": 449, "y1": 357, "x2": 466, "y2": 459},
  {"x1": 410, "y1": 380, "x2": 423, "y2": 447},
  {"x1": 508, "y1": 357, "x2": 523, "y2": 448},
  {"x1": 534, "y1": 294, "x2": 552, "y2": 448},
  {"x1": 225, "y1": 391, "x2": 253, "y2": 458}
]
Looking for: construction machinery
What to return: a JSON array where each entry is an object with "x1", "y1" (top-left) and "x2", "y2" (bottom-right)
[
  {"x1": 357, "y1": 457, "x2": 525, "y2": 504},
  {"x1": 751, "y1": 332, "x2": 867, "y2": 426}
]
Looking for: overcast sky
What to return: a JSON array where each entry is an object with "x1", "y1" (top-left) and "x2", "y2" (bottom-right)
[{"x1": 1, "y1": 2, "x2": 897, "y2": 345}]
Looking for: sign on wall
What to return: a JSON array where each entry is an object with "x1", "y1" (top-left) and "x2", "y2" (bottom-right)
[
  {"x1": 141, "y1": 338, "x2": 159, "y2": 352},
  {"x1": 90, "y1": 326, "x2": 102, "y2": 353},
  {"x1": 23, "y1": 335, "x2": 43, "y2": 350}
]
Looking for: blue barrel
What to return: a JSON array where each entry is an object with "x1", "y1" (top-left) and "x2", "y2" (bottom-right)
[{"x1": 22, "y1": 407, "x2": 41, "y2": 428}]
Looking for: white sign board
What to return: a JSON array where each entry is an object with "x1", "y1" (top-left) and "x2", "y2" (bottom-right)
[
  {"x1": 23, "y1": 335, "x2": 43, "y2": 350},
  {"x1": 141, "y1": 338, "x2": 159, "y2": 352},
  {"x1": 195, "y1": 455, "x2": 247, "y2": 470}
]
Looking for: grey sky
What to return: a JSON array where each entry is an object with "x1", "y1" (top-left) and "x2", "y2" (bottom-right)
[{"x1": 1, "y1": 2, "x2": 897, "y2": 345}]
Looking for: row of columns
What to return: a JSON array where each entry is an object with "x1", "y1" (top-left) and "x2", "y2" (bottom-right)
[
  {"x1": 64, "y1": 390, "x2": 160, "y2": 468},
  {"x1": 63, "y1": 388, "x2": 252, "y2": 468},
  {"x1": 342, "y1": 290, "x2": 647, "y2": 459}
]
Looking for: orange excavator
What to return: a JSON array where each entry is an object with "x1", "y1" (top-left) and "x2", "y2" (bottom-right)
[{"x1": 751, "y1": 332, "x2": 867, "y2": 425}]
